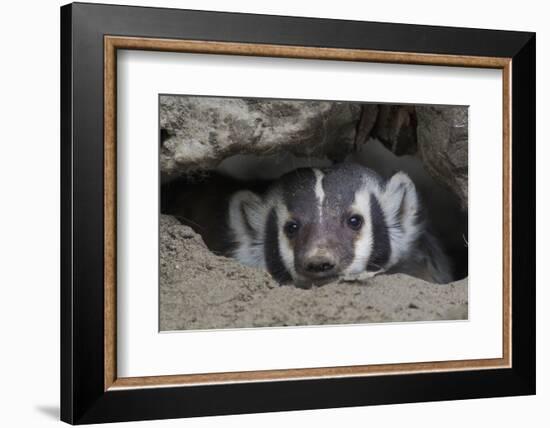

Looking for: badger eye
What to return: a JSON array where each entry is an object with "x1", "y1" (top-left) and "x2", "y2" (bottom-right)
[
  {"x1": 284, "y1": 220, "x2": 300, "y2": 237},
  {"x1": 347, "y1": 214, "x2": 363, "y2": 231}
]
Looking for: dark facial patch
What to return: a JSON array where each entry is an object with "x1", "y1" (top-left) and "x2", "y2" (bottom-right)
[
  {"x1": 321, "y1": 163, "x2": 372, "y2": 213},
  {"x1": 279, "y1": 168, "x2": 319, "y2": 221},
  {"x1": 264, "y1": 208, "x2": 292, "y2": 284},
  {"x1": 366, "y1": 193, "x2": 391, "y2": 271}
]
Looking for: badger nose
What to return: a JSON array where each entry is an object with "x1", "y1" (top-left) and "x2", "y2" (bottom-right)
[{"x1": 305, "y1": 257, "x2": 336, "y2": 274}]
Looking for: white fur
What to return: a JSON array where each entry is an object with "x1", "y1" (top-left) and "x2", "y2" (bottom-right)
[
  {"x1": 275, "y1": 202, "x2": 298, "y2": 280},
  {"x1": 313, "y1": 168, "x2": 325, "y2": 220},
  {"x1": 379, "y1": 172, "x2": 422, "y2": 268},
  {"x1": 228, "y1": 190, "x2": 268, "y2": 269},
  {"x1": 343, "y1": 182, "x2": 374, "y2": 277}
]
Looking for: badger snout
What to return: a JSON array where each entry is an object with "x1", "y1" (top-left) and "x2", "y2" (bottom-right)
[
  {"x1": 297, "y1": 247, "x2": 340, "y2": 281},
  {"x1": 306, "y1": 257, "x2": 335, "y2": 274}
]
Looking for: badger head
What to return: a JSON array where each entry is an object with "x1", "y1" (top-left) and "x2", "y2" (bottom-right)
[{"x1": 228, "y1": 163, "x2": 424, "y2": 288}]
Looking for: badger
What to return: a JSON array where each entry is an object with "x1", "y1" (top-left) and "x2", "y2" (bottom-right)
[{"x1": 227, "y1": 162, "x2": 453, "y2": 287}]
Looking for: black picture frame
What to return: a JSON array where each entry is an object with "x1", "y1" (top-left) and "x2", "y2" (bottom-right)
[{"x1": 61, "y1": 2, "x2": 535, "y2": 424}]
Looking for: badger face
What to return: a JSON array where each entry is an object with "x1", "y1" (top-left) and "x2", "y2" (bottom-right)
[{"x1": 229, "y1": 163, "x2": 426, "y2": 288}]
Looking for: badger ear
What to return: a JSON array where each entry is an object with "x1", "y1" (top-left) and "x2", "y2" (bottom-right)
[
  {"x1": 382, "y1": 172, "x2": 421, "y2": 237},
  {"x1": 228, "y1": 190, "x2": 265, "y2": 240}
]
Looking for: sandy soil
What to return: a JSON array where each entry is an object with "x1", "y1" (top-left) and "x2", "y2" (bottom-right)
[{"x1": 160, "y1": 215, "x2": 468, "y2": 331}]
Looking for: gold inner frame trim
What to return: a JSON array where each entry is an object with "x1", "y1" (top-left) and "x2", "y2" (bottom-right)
[{"x1": 104, "y1": 35, "x2": 512, "y2": 391}]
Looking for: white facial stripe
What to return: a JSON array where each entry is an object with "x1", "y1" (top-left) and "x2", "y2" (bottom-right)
[
  {"x1": 344, "y1": 184, "x2": 373, "y2": 276},
  {"x1": 313, "y1": 168, "x2": 325, "y2": 220},
  {"x1": 276, "y1": 203, "x2": 298, "y2": 280}
]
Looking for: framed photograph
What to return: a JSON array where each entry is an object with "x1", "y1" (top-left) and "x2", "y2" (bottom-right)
[{"x1": 60, "y1": 2, "x2": 535, "y2": 424}]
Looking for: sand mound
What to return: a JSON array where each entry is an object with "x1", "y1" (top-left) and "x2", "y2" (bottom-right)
[{"x1": 160, "y1": 215, "x2": 467, "y2": 331}]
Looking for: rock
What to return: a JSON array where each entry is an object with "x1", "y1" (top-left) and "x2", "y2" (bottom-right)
[
  {"x1": 160, "y1": 215, "x2": 468, "y2": 331},
  {"x1": 371, "y1": 105, "x2": 417, "y2": 155},
  {"x1": 160, "y1": 96, "x2": 362, "y2": 181},
  {"x1": 160, "y1": 96, "x2": 468, "y2": 210},
  {"x1": 416, "y1": 106, "x2": 469, "y2": 210},
  {"x1": 353, "y1": 104, "x2": 468, "y2": 209},
  {"x1": 354, "y1": 104, "x2": 379, "y2": 149}
]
